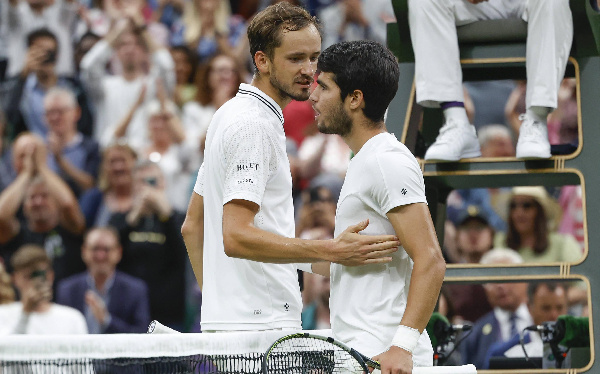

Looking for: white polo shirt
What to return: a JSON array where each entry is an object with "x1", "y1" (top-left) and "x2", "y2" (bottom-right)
[
  {"x1": 193, "y1": 83, "x2": 302, "y2": 331},
  {"x1": 330, "y1": 132, "x2": 433, "y2": 366}
]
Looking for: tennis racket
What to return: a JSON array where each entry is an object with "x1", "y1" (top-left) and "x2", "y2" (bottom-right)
[{"x1": 262, "y1": 332, "x2": 380, "y2": 373}]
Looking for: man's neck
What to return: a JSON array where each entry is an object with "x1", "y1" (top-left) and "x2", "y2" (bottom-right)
[
  {"x1": 92, "y1": 271, "x2": 114, "y2": 292},
  {"x1": 122, "y1": 66, "x2": 142, "y2": 82},
  {"x1": 36, "y1": 72, "x2": 58, "y2": 90},
  {"x1": 343, "y1": 121, "x2": 386, "y2": 155},
  {"x1": 251, "y1": 76, "x2": 290, "y2": 110}
]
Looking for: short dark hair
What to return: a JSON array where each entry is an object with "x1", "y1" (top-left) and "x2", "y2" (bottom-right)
[
  {"x1": 247, "y1": 2, "x2": 320, "y2": 72},
  {"x1": 527, "y1": 281, "x2": 567, "y2": 305},
  {"x1": 26, "y1": 28, "x2": 58, "y2": 50},
  {"x1": 317, "y1": 40, "x2": 399, "y2": 123}
]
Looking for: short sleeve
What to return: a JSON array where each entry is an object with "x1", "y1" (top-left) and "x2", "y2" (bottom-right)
[
  {"x1": 193, "y1": 162, "x2": 205, "y2": 196},
  {"x1": 370, "y1": 152, "x2": 427, "y2": 214},
  {"x1": 221, "y1": 121, "x2": 273, "y2": 206}
]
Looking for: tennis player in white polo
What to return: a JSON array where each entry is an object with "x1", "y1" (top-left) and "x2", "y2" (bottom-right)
[
  {"x1": 181, "y1": 3, "x2": 401, "y2": 333},
  {"x1": 309, "y1": 40, "x2": 447, "y2": 373}
]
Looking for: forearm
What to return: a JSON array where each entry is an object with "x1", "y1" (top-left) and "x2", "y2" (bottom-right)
[
  {"x1": 167, "y1": 116, "x2": 186, "y2": 144},
  {"x1": 0, "y1": 173, "x2": 30, "y2": 220},
  {"x1": 113, "y1": 103, "x2": 139, "y2": 139},
  {"x1": 182, "y1": 193, "x2": 204, "y2": 289},
  {"x1": 400, "y1": 254, "x2": 445, "y2": 332},
  {"x1": 39, "y1": 167, "x2": 85, "y2": 233}
]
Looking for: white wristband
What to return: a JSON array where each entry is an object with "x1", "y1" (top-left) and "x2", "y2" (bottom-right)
[{"x1": 391, "y1": 325, "x2": 421, "y2": 353}]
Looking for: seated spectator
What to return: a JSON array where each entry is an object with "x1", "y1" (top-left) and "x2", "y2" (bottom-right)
[
  {"x1": 73, "y1": 32, "x2": 101, "y2": 78},
  {"x1": 557, "y1": 185, "x2": 584, "y2": 251},
  {"x1": 460, "y1": 248, "x2": 532, "y2": 369},
  {"x1": 80, "y1": 12, "x2": 175, "y2": 150},
  {"x1": 318, "y1": 0, "x2": 395, "y2": 50},
  {"x1": 2, "y1": 28, "x2": 93, "y2": 140},
  {"x1": 181, "y1": 53, "x2": 244, "y2": 162},
  {"x1": 409, "y1": 0, "x2": 572, "y2": 161},
  {"x1": 454, "y1": 207, "x2": 495, "y2": 264},
  {"x1": 56, "y1": 226, "x2": 150, "y2": 333},
  {"x1": 44, "y1": 87, "x2": 100, "y2": 197},
  {"x1": 0, "y1": 244, "x2": 87, "y2": 335},
  {"x1": 0, "y1": 262, "x2": 15, "y2": 304},
  {"x1": 494, "y1": 186, "x2": 581, "y2": 263},
  {"x1": 79, "y1": 142, "x2": 137, "y2": 227},
  {"x1": 109, "y1": 160, "x2": 187, "y2": 330},
  {"x1": 140, "y1": 99, "x2": 196, "y2": 212},
  {"x1": 0, "y1": 134, "x2": 86, "y2": 283},
  {"x1": 447, "y1": 189, "x2": 507, "y2": 233},
  {"x1": 478, "y1": 125, "x2": 515, "y2": 158},
  {"x1": 486, "y1": 281, "x2": 568, "y2": 361},
  {"x1": 298, "y1": 133, "x2": 351, "y2": 185},
  {"x1": 301, "y1": 276, "x2": 330, "y2": 330},
  {"x1": 4, "y1": 0, "x2": 78, "y2": 77},
  {"x1": 169, "y1": 45, "x2": 198, "y2": 108},
  {"x1": 295, "y1": 185, "x2": 336, "y2": 239}
]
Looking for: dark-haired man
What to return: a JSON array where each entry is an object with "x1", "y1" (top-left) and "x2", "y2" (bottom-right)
[
  {"x1": 309, "y1": 40, "x2": 446, "y2": 372},
  {"x1": 182, "y1": 3, "x2": 400, "y2": 333}
]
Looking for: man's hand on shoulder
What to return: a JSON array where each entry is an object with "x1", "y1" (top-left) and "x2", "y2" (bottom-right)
[
  {"x1": 372, "y1": 346, "x2": 413, "y2": 374},
  {"x1": 329, "y1": 219, "x2": 400, "y2": 266}
]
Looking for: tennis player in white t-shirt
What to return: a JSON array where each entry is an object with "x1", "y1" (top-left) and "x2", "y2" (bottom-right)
[
  {"x1": 309, "y1": 40, "x2": 447, "y2": 373},
  {"x1": 181, "y1": 3, "x2": 401, "y2": 333}
]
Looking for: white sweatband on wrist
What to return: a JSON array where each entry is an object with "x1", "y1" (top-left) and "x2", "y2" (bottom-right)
[{"x1": 391, "y1": 325, "x2": 421, "y2": 353}]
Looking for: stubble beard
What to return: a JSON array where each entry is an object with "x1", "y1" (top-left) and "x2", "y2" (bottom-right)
[{"x1": 317, "y1": 104, "x2": 353, "y2": 137}]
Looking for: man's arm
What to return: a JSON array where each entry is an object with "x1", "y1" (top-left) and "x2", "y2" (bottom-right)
[
  {"x1": 222, "y1": 199, "x2": 400, "y2": 266},
  {"x1": 38, "y1": 165, "x2": 85, "y2": 235},
  {"x1": 181, "y1": 192, "x2": 204, "y2": 289},
  {"x1": 373, "y1": 202, "x2": 446, "y2": 373}
]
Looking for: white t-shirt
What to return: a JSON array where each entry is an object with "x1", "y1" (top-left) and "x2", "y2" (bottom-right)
[
  {"x1": 330, "y1": 132, "x2": 433, "y2": 365},
  {"x1": 0, "y1": 302, "x2": 88, "y2": 335},
  {"x1": 193, "y1": 83, "x2": 302, "y2": 331}
]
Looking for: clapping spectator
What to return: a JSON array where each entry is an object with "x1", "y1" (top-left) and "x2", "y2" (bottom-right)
[
  {"x1": 0, "y1": 244, "x2": 87, "y2": 334},
  {"x1": 170, "y1": 45, "x2": 198, "y2": 108},
  {"x1": 109, "y1": 161, "x2": 187, "y2": 330},
  {"x1": 0, "y1": 262, "x2": 15, "y2": 305},
  {"x1": 80, "y1": 12, "x2": 175, "y2": 150},
  {"x1": 0, "y1": 133, "x2": 86, "y2": 283},
  {"x1": 44, "y1": 87, "x2": 100, "y2": 197},
  {"x1": 79, "y1": 142, "x2": 137, "y2": 227},
  {"x1": 2, "y1": 29, "x2": 94, "y2": 140},
  {"x1": 56, "y1": 226, "x2": 150, "y2": 333}
]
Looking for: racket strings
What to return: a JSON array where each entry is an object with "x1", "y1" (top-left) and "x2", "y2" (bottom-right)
[{"x1": 264, "y1": 337, "x2": 365, "y2": 373}]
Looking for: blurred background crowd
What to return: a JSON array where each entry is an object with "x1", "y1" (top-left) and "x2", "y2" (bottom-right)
[{"x1": 0, "y1": 0, "x2": 589, "y2": 366}]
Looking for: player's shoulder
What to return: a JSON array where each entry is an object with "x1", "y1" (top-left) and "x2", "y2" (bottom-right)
[{"x1": 362, "y1": 134, "x2": 420, "y2": 170}]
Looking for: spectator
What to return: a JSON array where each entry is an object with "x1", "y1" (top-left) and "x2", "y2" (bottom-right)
[
  {"x1": 0, "y1": 244, "x2": 87, "y2": 334},
  {"x1": 169, "y1": 0, "x2": 247, "y2": 65},
  {"x1": 2, "y1": 28, "x2": 94, "y2": 140},
  {"x1": 557, "y1": 185, "x2": 584, "y2": 251},
  {"x1": 0, "y1": 133, "x2": 86, "y2": 283},
  {"x1": 170, "y1": 45, "x2": 198, "y2": 108},
  {"x1": 454, "y1": 207, "x2": 494, "y2": 264},
  {"x1": 478, "y1": 125, "x2": 515, "y2": 158},
  {"x1": 56, "y1": 226, "x2": 150, "y2": 333},
  {"x1": 409, "y1": 0, "x2": 572, "y2": 161},
  {"x1": 460, "y1": 248, "x2": 532, "y2": 369},
  {"x1": 73, "y1": 32, "x2": 101, "y2": 77},
  {"x1": 80, "y1": 13, "x2": 175, "y2": 150},
  {"x1": 295, "y1": 185, "x2": 336, "y2": 239},
  {"x1": 0, "y1": 262, "x2": 15, "y2": 304},
  {"x1": 297, "y1": 131, "x2": 351, "y2": 186},
  {"x1": 109, "y1": 160, "x2": 187, "y2": 330},
  {"x1": 486, "y1": 281, "x2": 568, "y2": 360},
  {"x1": 44, "y1": 87, "x2": 100, "y2": 197},
  {"x1": 494, "y1": 186, "x2": 582, "y2": 263},
  {"x1": 318, "y1": 0, "x2": 395, "y2": 50},
  {"x1": 79, "y1": 142, "x2": 137, "y2": 227},
  {"x1": 4, "y1": 0, "x2": 79, "y2": 77},
  {"x1": 140, "y1": 99, "x2": 196, "y2": 212},
  {"x1": 181, "y1": 53, "x2": 244, "y2": 160}
]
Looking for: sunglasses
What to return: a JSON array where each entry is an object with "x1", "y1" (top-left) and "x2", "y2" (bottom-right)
[{"x1": 509, "y1": 201, "x2": 536, "y2": 210}]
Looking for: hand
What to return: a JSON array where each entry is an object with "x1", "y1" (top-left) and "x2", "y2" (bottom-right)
[
  {"x1": 371, "y1": 346, "x2": 413, "y2": 374},
  {"x1": 21, "y1": 278, "x2": 52, "y2": 313},
  {"x1": 85, "y1": 290, "x2": 108, "y2": 324},
  {"x1": 22, "y1": 144, "x2": 38, "y2": 177},
  {"x1": 47, "y1": 133, "x2": 63, "y2": 158},
  {"x1": 329, "y1": 220, "x2": 399, "y2": 266},
  {"x1": 21, "y1": 46, "x2": 47, "y2": 77},
  {"x1": 343, "y1": 0, "x2": 368, "y2": 27}
]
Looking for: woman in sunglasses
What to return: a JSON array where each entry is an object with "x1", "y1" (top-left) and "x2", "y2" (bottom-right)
[{"x1": 493, "y1": 186, "x2": 582, "y2": 264}]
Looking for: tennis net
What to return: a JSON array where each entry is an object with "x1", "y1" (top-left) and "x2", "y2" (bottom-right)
[{"x1": 0, "y1": 328, "x2": 477, "y2": 374}]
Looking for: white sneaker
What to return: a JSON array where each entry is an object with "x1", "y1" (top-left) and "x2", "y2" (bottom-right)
[
  {"x1": 516, "y1": 114, "x2": 551, "y2": 159},
  {"x1": 424, "y1": 119, "x2": 481, "y2": 161}
]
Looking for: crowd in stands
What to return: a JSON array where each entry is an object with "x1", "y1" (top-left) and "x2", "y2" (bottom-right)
[{"x1": 0, "y1": 0, "x2": 591, "y2": 370}]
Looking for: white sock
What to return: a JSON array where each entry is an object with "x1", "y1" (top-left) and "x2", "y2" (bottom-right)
[
  {"x1": 443, "y1": 106, "x2": 470, "y2": 126},
  {"x1": 526, "y1": 106, "x2": 551, "y2": 124}
]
